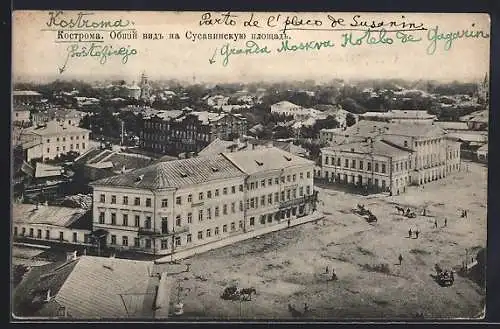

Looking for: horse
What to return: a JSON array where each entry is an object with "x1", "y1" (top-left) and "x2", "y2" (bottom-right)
[
  {"x1": 288, "y1": 304, "x2": 302, "y2": 318},
  {"x1": 395, "y1": 206, "x2": 405, "y2": 214},
  {"x1": 240, "y1": 287, "x2": 257, "y2": 301}
]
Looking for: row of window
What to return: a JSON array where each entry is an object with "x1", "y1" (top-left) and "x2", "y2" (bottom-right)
[
  {"x1": 14, "y1": 227, "x2": 78, "y2": 243},
  {"x1": 47, "y1": 143, "x2": 86, "y2": 153},
  {"x1": 46, "y1": 135, "x2": 87, "y2": 143},
  {"x1": 247, "y1": 171, "x2": 311, "y2": 190},
  {"x1": 324, "y1": 156, "x2": 388, "y2": 174}
]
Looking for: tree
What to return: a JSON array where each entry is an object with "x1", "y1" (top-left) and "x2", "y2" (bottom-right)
[{"x1": 346, "y1": 112, "x2": 357, "y2": 127}]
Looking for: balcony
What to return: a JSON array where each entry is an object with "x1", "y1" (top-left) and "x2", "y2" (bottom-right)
[
  {"x1": 138, "y1": 225, "x2": 189, "y2": 237},
  {"x1": 278, "y1": 195, "x2": 316, "y2": 209}
]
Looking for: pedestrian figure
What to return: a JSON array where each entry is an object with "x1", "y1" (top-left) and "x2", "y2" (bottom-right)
[
  {"x1": 434, "y1": 220, "x2": 438, "y2": 229},
  {"x1": 444, "y1": 218, "x2": 447, "y2": 227},
  {"x1": 398, "y1": 254, "x2": 403, "y2": 265},
  {"x1": 450, "y1": 271, "x2": 454, "y2": 281},
  {"x1": 325, "y1": 266, "x2": 329, "y2": 274},
  {"x1": 415, "y1": 230, "x2": 420, "y2": 239},
  {"x1": 304, "y1": 303, "x2": 309, "y2": 313},
  {"x1": 287, "y1": 219, "x2": 291, "y2": 227},
  {"x1": 408, "y1": 229, "x2": 412, "y2": 238},
  {"x1": 331, "y1": 269, "x2": 338, "y2": 281}
]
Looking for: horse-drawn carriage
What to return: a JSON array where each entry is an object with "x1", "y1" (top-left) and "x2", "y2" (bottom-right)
[
  {"x1": 395, "y1": 205, "x2": 417, "y2": 218},
  {"x1": 434, "y1": 264, "x2": 455, "y2": 287},
  {"x1": 221, "y1": 286, "x2": 257, "y2": 301},
  {"x1": 354, "y1": 204, "x2": 378, "y2": 223}
]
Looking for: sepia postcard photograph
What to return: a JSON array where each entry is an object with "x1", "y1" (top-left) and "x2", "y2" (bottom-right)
[{"x1": 10, "y1": 10, "x2": 489, "y2": 321}]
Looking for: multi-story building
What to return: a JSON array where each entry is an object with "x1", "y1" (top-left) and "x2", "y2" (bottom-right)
[
  {"x1": 20, "y1": 121, "x2": 91, "y2": 162},
  {"x1": 359, "y1": 110, "x2": 437, "y2": 124},
  {"x1": 89, "y1": 147, "x2": 316, "y2": 256},
  {"x1": 319, "y1": 120, "x2": 461, "y2": 194},
  {"x1": 13, "y1": 106, "x2": 31, "y2": 127},
  {"x1": 140, "y1": 110, "x2": 248, "y2": 156},
  {"x1": 31, "y1": 108, "x2": 86, "y2": 127},
  {"x1": 12, "y1": 90, "x2": 43, "y2": 105}
]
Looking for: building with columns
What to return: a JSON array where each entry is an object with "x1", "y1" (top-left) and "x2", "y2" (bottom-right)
[
  {"x1": 319, "y1": 120, "x2": 461, "y2": 195},
  {"x1": 89, "y1": 147, "x2": 316, "y2": 256}
]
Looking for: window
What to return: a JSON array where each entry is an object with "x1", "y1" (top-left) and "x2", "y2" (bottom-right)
[
  {"x1": 100, "y1": 194, "x2": 105, "y2": 203},
  {"x1": 268, "y1": 194, "x2": 272, "y2": 204},
  {"x1": 161, "y1": 199, "x2": 168, "y2": 207},
  {"x1": 215, "y1": 227, "x2": 220, "y2": 235},
  {"x1": 134, "y1": 238, "x2": 140, "y2": 247},
  {"x1": 82, "y1": 143, "x2": 85, "y2": 149},
  {"x1": 404, "y1": 140, "x2": 408, "y2": 147},
  {"x1": 375, "y1": 163, "x2": 379, "y2": 172},
  {"x1": 274, "y1": 192, "x2": 279, "y2": 202},
  {"x1": 231, "y1": 222, "x2": 236, "y2": 231},
  {"x1": 188, "y1": 194, "x2": 192, "y2": 202},
  {"x1": 123, "y1": 214, "x2": 128, "y2": 226},
  {"x1": 36, "y1": 229, "x2": 42, "y2": 239},
  {"x1": 45, "y1": 230, "x2": 50, "y2": 240},
  {"x1": 286, "y1": 175, "x2": 290, "y2": 182},
  {"x1": 56, "y1": 147, "x2": 60, "y2": 152},
  {"x1": 382, "y1": 164, "x2": 386, "y2": 173},
  {"x1": 176, "y1": 196, "x2": 182, "y2": 205},
  {"x1": 275, "y1": 178, "x2": 279, "y2": 184},
  {"x1": 206, "y1": 208, "x2": 212, "y2": 220},
  {"x1": 223, "y1": 204, "x2": 227, "y2": 215},
  {"x1": 199, "y1": 192, "x2": 204, "y2": 200},
  {"x1": 161, "y1": 239, "x2": 169, "y2": 249},
  {"x1": 198, "y1": 210, "x2": 204, "y2": 221},
  {"x1": 261, "y1": 196, "x2": 265, "y2": 206},
  {"x1": 286, "y1": 190, "x2": 291, "y2": 200},
  {"x1": 59, "y1": 231, "x2": 64, "y2": 241},
  {"x1": 63, "y1": 146, "x2": 66, "y2": 151},
  {"x1": 134, "y1": 197, "x2": 140, "y2": 206},
  {"x1": 250, "y1": 217, "x2": 255, "y2": 226},
  {"x1": 146, "y1": 198, "x2": 152, "y2": 207},
  {"x1": 367, "y1": 162, "x2": 372, "y2": 171},
  {"x1": 123, "y1": 196, "x2": 128, "y2": 205},
  {"x1": 21, "y1": 228, "x2": 25, "y2": 236},
  {"x1": 239, "y1": 184, "x2": 244, "y2": 192},
  {"x1": 280, "y1": 191, "x2": 285, "y2": 201},
  {"x1": 198, "y1": 231, "x2": 203, "y2": 240},
  {"x1": 359, "y1": 161, "x2": 364, "y2": 170},
  {"x1": 280, "y1": 176, "x2": 285, "y2": 183},
  {"x1": 231, "y1": 202, "x2": 236, "y2": 213},
  {"x1": 299, "y1": 187, "x2": 304, "y2": 196},
  {"x1": 145, "y1": 239, "x2": 152, "y2": 249},
  {"x1": 250, "y1": 182, "x2": 255, "y2": 190},
  {"x1": 111, "y1": 195, "x2": 116, "y2": 204},
  {"x1": 261, "y1": 180, "x2": 266, "y2": 188},
  {"x1": 186, "y1": 234, "x2": 192, "y2": 243},
  {"x1": 292, "y1": 174, "x2": 296, "y2": 182},
  {"x1": 207, "y1": 191, "x2": 212, "y2": 199},
  {"x1": 307, "y1": 171, "x2": 311, "y2": 178},
  {"x1": 306, "y1": 186, "x2": 311, "y2": 195},
  {"x1": 122, "y1": 236, "x2": 128, "y2": 246},
  {"x1": 99, "y1": 212, "x2": 105, "y2": 224},
  {"x1": 206, "y1": 229, "x2": 212, "y2": 237},
  {"x1": 239, "y1": 201, "x2": 243, "y2": 211},
  {"x1": 223, "y1": 224, "x2": 228, "y2": 232},
  {"x1": 135, "y1": 215, "x2": 140, "y2": 227},
  {"x1": 215, "y1": 206, "x2": 219, "y2": 217},
  {"x1": 250, "y1": 198, "x2": 255, "y2": 208},
  {"x1": 145, "y1": 217, "x2": 151, "y2": 229},
  {"x1": 111, "y1": 235, "x2": 117, "y2": 245},
  {"x1": 29, "y1": 228, "x2": 34, "y2": 237},
  {"x1": 47, "y1": 148, "x2": 50, "y2": 153},
  {"x1": 260, "y1": 216, "x2": 266, "y2": 224},
  {"x1": 345, "y1": 159, "x2": 349, "y2": 167},
  {"x1": 111, "y1": 213, "x2": 116, "y2": 225},
  {"x1": 239, "y1": 220, "x2": 243, "y2": 228},
  {"x1": 351, "y1": 159, "x2": 356, "y2": 168},
  {"x1": 231, "y1": 186, "x2": 236, "y2": 194},
  {"x1": 268, "y1": 178, "x2": 272, "y2": 186},
  {"x1": 176, "y1": 215, "x2": 182, "y2": 227},
  {"x1": 215, "y1": 189, "x2": 219, "y2": 196}
]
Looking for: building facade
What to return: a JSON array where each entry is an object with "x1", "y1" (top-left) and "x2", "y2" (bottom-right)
[
  {"x1": 140, "y1": 111, "x2": 248, "y2": 156},
  {"x1": 13, "y1": 107, "x2": 31, "y2": 127},
  {"x1": 89, "y1": 147, "x2": 317, "y2": 256},
  {"x1": 13, "y1": 90, "x2": 43, "y2": 105},
  {"x1": 20, "y1": 121, "x2": 91, "y2": 162},
  {"x1": 319, "y1": 120, "x2": 461, "y2": 194}
]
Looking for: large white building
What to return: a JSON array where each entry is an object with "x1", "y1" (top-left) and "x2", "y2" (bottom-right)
[
  {"x1": 89, "y1": 147, "x2": 316, "y2": 256},
  {"x1": 270, "y1": 101, "x2": 322, "y2": 120},
  {"x1": 319, "y1": 120, "x2": 461, "y2": 194},
  {"x1": 19, "y1": 121, "x2": 91, "y2": 162}
]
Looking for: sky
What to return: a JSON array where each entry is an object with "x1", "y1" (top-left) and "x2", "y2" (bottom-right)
[{"x1": 12, "y1": 11, "x2": 490, "y2": 84}]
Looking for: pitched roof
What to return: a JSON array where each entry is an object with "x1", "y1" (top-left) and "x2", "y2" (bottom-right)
[
  {"x1": 345, "y1": 120, "x2": 445, "y2": 138},
  {"x1": 13, "y1": 203, "x2": 89, "y2": 227},
  {"x1": 222, "y1": 147, "x2": 314, "y2": 175},
  {"x1": 323, "y1": 139, "x2": 412, "y2": 157},
  {"x1": 198, "y1": 138, "x2": 249, "y2": 156},
  {"x1": 23, "y1": 121, "x2": 90, "y2": 136},
  {"x1": 91, "y1": 154, "x2": 245, "y2": 189},
  {"x1": 13, "y1": 256, "x2": 156, "y2": 319},
  {"x1": 13, "y1": 90, "x2": 42, "y2": 97},
  {"x1": 35, "y1": 163, "x2": 63, "y2": 178}
]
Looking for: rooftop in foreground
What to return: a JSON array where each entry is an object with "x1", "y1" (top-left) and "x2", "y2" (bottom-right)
[{"x1": 12, "y1": 203, "x2": 91, "y2": 229}]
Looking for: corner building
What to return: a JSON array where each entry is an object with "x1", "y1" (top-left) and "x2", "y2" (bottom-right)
[{"x1": 90, "y1": 147, "x2": 316, "y2": 256}]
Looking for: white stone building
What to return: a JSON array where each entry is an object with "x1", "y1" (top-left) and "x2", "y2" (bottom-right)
[
  {"x1": 20, "y1": 121, "x2": 91, "y2": 162},
  {"x1": 89, "y1": 147, "x2": 316, "y2": 256}
]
